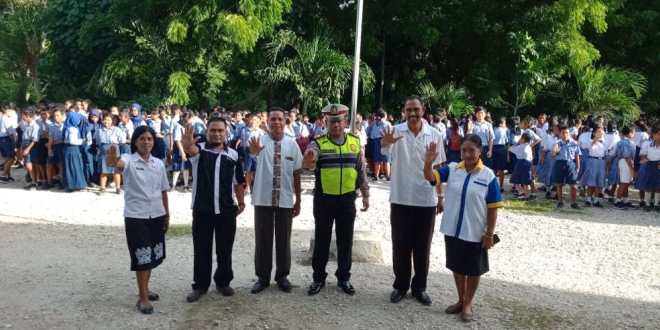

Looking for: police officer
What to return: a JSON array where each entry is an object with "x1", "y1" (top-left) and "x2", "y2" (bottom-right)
[{"x1": 303, "y1": 104, "x2": 369, "y2": 296}]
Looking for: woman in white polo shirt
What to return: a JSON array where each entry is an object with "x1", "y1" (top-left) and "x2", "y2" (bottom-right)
[
  {"x1": 108, "y1": 125, "x2": 171, "y2": 315},
  {"x1": 424, "y1": 134, "x2": 503, "y2": 323}
]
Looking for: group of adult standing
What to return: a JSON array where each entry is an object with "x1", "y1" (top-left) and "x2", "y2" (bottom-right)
[{"x1": 117, "y1": 97, "x2": 502, "y2": 323}]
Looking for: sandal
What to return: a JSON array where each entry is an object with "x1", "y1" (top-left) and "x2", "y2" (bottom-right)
[
  {"x1": 444, "y1": 303, "x2": 462, "y2": 314},
  {"x1": 136, "y1": 301, "x2": 154, "y2": 315},
  {"x1": 460, "y1": 308, "x2": 474, "y2": 323}
]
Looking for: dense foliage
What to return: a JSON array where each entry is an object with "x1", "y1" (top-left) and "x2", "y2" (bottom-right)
[{"x1": 0, "y1": 0, "x2": 657, "y2": 119}]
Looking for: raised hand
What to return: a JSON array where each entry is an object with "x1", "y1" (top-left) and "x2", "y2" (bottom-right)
[
  {"x1": 302, "y1": 149, "x2": 317, "y2": 169},
  {"x1": 381, "y1": 127, "x2": 402, "y2": 148},
  {"x1": 248, "y1": 136, "x2": 264, "y2": 155},
  {"x1": 424, "y1": 142, "x2": 439, "y2": 164},
  {"x1": 181, "y1": 124, "x2": 197, "y2": 151}
]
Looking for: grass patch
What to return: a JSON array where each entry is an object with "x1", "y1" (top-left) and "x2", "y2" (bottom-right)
[
  {"x1": 167, "y1": 224, "x2": 192, "y2": 237},
  {"x1": 485, "y1": 295, "x2": 577, "y2": 329},
  {"x1": 504, "y1": 199, "x2": 555, "y2": 214}
]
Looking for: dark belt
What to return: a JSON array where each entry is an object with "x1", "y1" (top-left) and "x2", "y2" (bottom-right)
[{"x1": 589, "y1": 156, "x2": 604, "y2": 160}]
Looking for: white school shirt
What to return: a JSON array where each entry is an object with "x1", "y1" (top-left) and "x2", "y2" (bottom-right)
[
  {"x1": 578, "y1": 131, "x2": 593, "y2": 150},
  {"x1": 510, "y1": 143, "x2": 533, "y2": 162},
  {"x1": 251, "y1": 134, "x2": 303, "y2": 208},
  {"x1": 435, "y1": 161, "x2": 504, "y2": 243},
  {"x1": 588, "y1": 140, "x2": 606, "y2": 158},
  {"x1": 633, "y1": 131, "x2": 649, "y2": 148},
  {"x1": 121, "y1": 153, "x2": 171, "y2": 219},
  {"x1": 381, "y1": 122, "x2": 446, "y2": 207},
  {"x1": 640, "y1": 140, "x2": 660, "y2": 161},
  {"x1": 0, "y1": 115, "x2": 17, "y2": 137},
  {"x1": 604, "y1": 133, "x2": 620, "y2": 156}
]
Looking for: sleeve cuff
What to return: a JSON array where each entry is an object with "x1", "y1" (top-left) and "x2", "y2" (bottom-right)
[{"x1": 487, "y1": 201, "x2": 505, "y2": 209}]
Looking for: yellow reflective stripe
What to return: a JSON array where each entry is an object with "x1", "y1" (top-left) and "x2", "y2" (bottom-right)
[{"x1": 487, "y1": 201, "x2": 504, "y2": 209}]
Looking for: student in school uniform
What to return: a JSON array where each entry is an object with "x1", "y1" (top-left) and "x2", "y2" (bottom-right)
[
  {"x1": 472, "y1": 107, "x2": 494, "y2": 169},
  {"x1": 509, "y1": 133, "x2": 534, "y2": 200},
  {"x1": 551, "y1": 125, "x2": 582, "y2": 209},
  {"x1": 603, "y1": 122, "x2": 621, "y2": 201},
  {"x1": 579, "y1": 125, "x2": 606, "y2": 207},
  {"x1": 182, "y1": 118, "x2": 247, "y2": 303},
  {"x1": 47, "y1": 109, "x2": 66, "y2": 189},
  {"x1": 83, "y1": 110, "x2": 102, "y2": 186},
  {"x1": 611, "y1": 127, "x2": 636, "y2": 208},
  {"x1": 577, "y1": 125, "x2": 594, "y2": 184},
  {"x1": 62, "y1": 112, "x2": 89, "y2": 192},
  {"x1": 539, "y1": 123, "x2": 559, "y2": 198},
  {"x1": 507, "y1": 117, "x2": 522, "y2": 176},
  {"x1": 633, "y1": 121, "x2": 650, "y2": 172},
  {"x1": 107, "y1": 125, "x2": 170, "y2": 315},
  {"x1": 170, "y1": 114, "x2": 191, "y2": 191},
  {"x1": 118, "y1": 111, "x2": 134, "y2": 155},
  {"x1": 637, "y1": 125, "x2": 660, "y2": 211},
  {"x1": 96, "y1": 114, "x2": 125, "y2": 194},
  {"x1": 147, "y1": 109, "x2": 167, "y2": 161},
  {"x1": 237, "y1": 113, "x2": 265, "y2": 193},
  {"x1": 130, "y1": 103, "x2": 147, "y2": 128},
  {"x1": 423, "y1": 134, "x2": 503, "y2": 323},
  {"x1": 31, "y1": 108, "x2": 51, "y2": 189},
  {"x1": 492, "y1": 117, "x2": 509, "y2": 190},
  {"x1": 445, "y1": 117, "x2": 464, "y2": 164},
  {"x1": 0, "y1": 108, "x2": 18, "y2": 182},
  {"x1": 20, "y1": 108, "x2": 41, "y2": 190}
]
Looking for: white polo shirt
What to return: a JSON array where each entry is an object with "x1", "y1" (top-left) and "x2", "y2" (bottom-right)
[
  {"x1": 641, "y1": 140, "x2": 660, "y2": 161},
  {"x1": 251, "y1": 134, "x2": 303, "y2": 208},
  {"x1": 434, "y1": 160, "x2": 504, "y2": 243},
  {"x1": 121, "y1": 153, "x2": 171, "y2": 219},
  {"x1": 381, "y1": 122, "x2": 446, "y2": 207}
]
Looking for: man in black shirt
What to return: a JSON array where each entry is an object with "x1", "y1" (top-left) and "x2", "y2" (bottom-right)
[{"x1": 183, "y1": 117, "x2": 246, "y2": 302}]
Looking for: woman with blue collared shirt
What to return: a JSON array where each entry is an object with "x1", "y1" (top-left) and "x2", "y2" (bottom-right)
[
  {"x1": 96, "y1": 114, "x2": 125, "y2": 194},
  {"x1": 62, "y1": 112, "x2": 89, "y2": 192},
  {"x1": 423, "y1": 134, "x2": 503, "y2": 323}
]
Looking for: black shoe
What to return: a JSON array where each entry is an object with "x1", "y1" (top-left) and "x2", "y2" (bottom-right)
[
  {"x1": 0, "y1": 176, "x2": 11, "y2": 183},
  {"x1": 593, "y1": 201, "x2": 603, "y2": 208},
  {"x1": 584, "y1": 200, "x2": 592, "y2": 207},
  {"x1": 148, "y1": 291, "x2": 159, "y2": 301},
  {"x1": 186, "y1": 289, "x2": 206, "y2": 303},
  {"x1": 412, "y1": 291, "x2": 432, "y2": 306},
  {"x1": 277, "y1": 278, "x2": 292, "y2": 293},
  {"x1": 25, "y1": 174, "x2": 32, "y2": 183},
  {"x1": 545, "y1": 192, "x2": 552, "y2": 199},
  {"x1": 639, "y1": 201, "x2": 647, "y2": 208},
  {"x1": 624, "y1": 202, "x2": 634, "y2": 208},
  {"x1": 136, "y1": 301, "x2": 154, "y2": 314},
  {"x1": 23, "y1": 183, "x2": 36, "y2": 190},
  {"x1": 338, "y1": 281, "x2": 355, "y2": 296},
  {"x1": 644, "y1": 205, "x2": 654, "y2": 212},
  {"x1": 390, "y1": 290, "x2": 406, "y2": 303},
  {"x1": 556, "y1": 201, "x2": 564, "y2": 209},
  {"x1": 251, "y1": 281, "x2": 269, "y2": 294},
  {"x1": 217, "y1": 286, "x2": 235, "y2": 297},
  {"x1": 307, "y1": 281, "x2": 325, "y2": 296},
  {"x1": 570, "y1": 203, "x2": 581, "y2": 210}
]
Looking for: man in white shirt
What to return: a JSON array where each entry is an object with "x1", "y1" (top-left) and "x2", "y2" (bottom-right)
[
  {"x1": 248, "y1": 107, "x2": 303, "y2": 294},
  {"x1": 381, "y1": 96, "x2": 445, "y2": 306}
]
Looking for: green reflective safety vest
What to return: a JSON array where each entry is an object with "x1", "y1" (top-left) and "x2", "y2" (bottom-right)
[{"x1": 316, "y1": 134, "x2": 361, "y2": 195}]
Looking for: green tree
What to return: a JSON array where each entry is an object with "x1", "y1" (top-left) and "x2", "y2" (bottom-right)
[
  {"x1": 417, "y1": 82, "x2": 474, "y2": 117},
  {"x1": 0, "y1": 0, "x2": 48, "y2": 104},
  {"x1": 258, "y1": 30, "x2": 375, "y2": 115}
]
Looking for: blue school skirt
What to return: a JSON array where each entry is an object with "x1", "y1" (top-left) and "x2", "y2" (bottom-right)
[
  {"x1": 0, "y1": 136, "x2": 15, "y2": 158},
  {"x1": 508, "y1": 152, "x2": 518, "y2": 173},
  {"x1": 510, "y1": 159, "x2": 532, "y2": 185},
  {"x1": 81, "y1": 145, "x2": 97, "y2": 182},
  {"x1": 172, "y1": 147, "x2": 191, "y2": 171},
  {"x1": 634, "y1": 146, "x2": 641, "y2": 171},
  {"x1": 580, "y1": 157, "x2": 606, "y2": 188},
  {"x1": 637, "y1": 160, "x2": 660, "y2": 191},
  {"x1": 606, "y1": 157, "x2": 620, "y2": 186},
  {"x1": 532, "y1": 144, "x2": 541, "y2": 166},
  {"x1": 30, "y1": 138, "x2": 48, "y2": 165},
  {"x1": 482, "y1": 146, "x2": 493, "y2": 169},
  {"x1": 97, "y1": 143, "x2": 115, "y2": 174},
  {"x1": 152, "y1": 137, "x2": 167, "y2": 160},
  {"x1": 578, "y1": 148, "x2": 589, "y2": 182},
  {"x1": 537, "y1": 150, "x2": 555, "y2": 186},
  {"x1": 551, "y1": 160, "x2": 578, "y2": 185},
  {"x1": 63, "y1": 144, "x2": 87, "y2": 190},
  {"x1": 368, "y1": 138, "x2": 389, "y2": 162},
  {"x1": 48, "y1": 143, "x2": 65, "y2": 164},
  {"x1": 491, "y1": 145, "x2": 508, "y2": 171}
]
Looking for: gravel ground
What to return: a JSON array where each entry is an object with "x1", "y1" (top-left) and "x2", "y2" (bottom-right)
[{"x1": 0, "y1": 171, "x2": 659, "y2": 330}]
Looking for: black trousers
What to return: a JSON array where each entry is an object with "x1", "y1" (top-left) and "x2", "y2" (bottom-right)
[
  {"x1": 312, "y1": 192, "x2": 357, "y2": 282},
  {"x1": 390, "y1": 203, "x2": 436, "y2": 293},
  {"x1": 254, "y1": 206, "x2": 293, "y2": 283},
  {"x1": 191, "y1": 209, "x2": 237, "y2": 291}
]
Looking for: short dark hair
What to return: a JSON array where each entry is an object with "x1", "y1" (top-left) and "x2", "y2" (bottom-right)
[
  {"x1": 268, "y1": 107, "x2": 286, "y2": 117},
  {"x1": 462, "y1": 134, "x2": 482, "y2": 148},
  {"x1": 130, "y1": 125, "x2": 157, "y2": 154},
  {"x1": 621, "y1": 126, "x2": 631, "y2": 136},
  {"x1": 207, "y1": 116, "x2": 228, "y2": 128},
  {"x1": 558, "y1": 124, "x2": 569, "y2": 131}
]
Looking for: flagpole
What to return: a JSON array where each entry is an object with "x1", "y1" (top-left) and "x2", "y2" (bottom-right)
[{"x1": 349, "y1": 0, "x2": 364, "y2": 133}]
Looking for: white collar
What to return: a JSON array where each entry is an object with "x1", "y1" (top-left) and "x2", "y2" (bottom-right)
[
  {"x1": 397, "y1": 122, "x2": 432, "y2": 136},
  {"x1": 131, "y1": 152, "x2": 155, "y2": 164}
]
